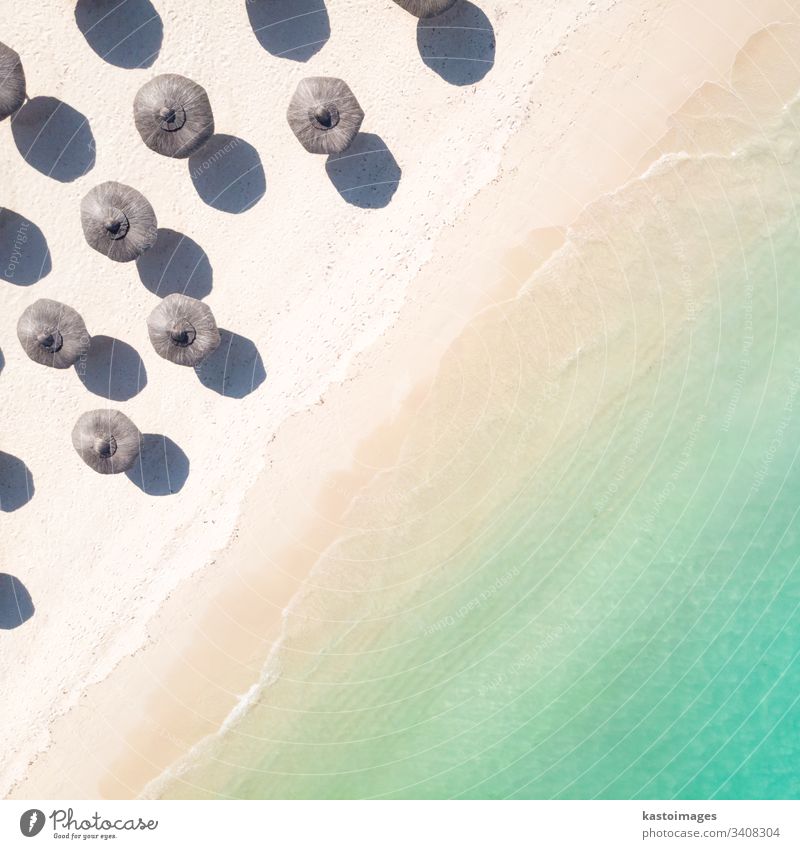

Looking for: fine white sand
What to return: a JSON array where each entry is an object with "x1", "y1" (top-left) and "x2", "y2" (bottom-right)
[{"x1": 2, "y1": 0, "x2": 798, "y2": 799}]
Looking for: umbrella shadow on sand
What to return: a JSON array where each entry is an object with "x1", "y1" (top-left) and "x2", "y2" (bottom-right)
[
  {"x1": 137, "y1": 228, "x2": 213, "y2": 299},
  {"x1": 0, "y1": 453, "x2": 34, "y2": 512},
  {"x1": 189, "y1": 134, "x2": 266, "y2": 214},
  {"x1": 11, "y1": 96, "x2": 96, "y2": 182},
  {"x1": 195, "y1": 329, "x2": 266, "y2": 399},
  {"x1": 75, "y1": 0, "x2": 163, "y2": 69},
  {"x1": 0, "y1": 208, "x2": 52, "y2": 286},
  {"x1": 417, "y1": 1, "x2": 496, "y2": 86},
  {"x1": 0, "y1": 574, "x2": 34, "y2": 629},
  {"x1": 247, "y1": 0, "x2": 330, "y2": 62},
  {"x1": 75, "y1": 335, "x2": 148, "y2": 402},
  {"x1": 326, "y1": 133, "x2": 401, "y2": 209},
  {"x1": 126, "y1": 434, "x2": 190, "y2": 496}
]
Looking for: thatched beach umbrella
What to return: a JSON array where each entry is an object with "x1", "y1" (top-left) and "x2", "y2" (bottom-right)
[
  {"x1": 147, "y1": 293, "x2": 220, "y2": 367},
  {"x1": 287, "y1": 77, "x2": 364, "y2": 155},
  {"x1": 17, "y1": 299, "x2": 90, "y2": 369},
  {"x1": 72, "y1": 409, "x2": 141, "y2": 474},
  {"x1": 392, "y1": 0, "x2": 458, "y2": 17},
  {"x1": 81, "y1": 181, "x2": 157, "y2": 263},
  {"x1": 0, "y1": 42, "x2": 25, "y2": 120},
  {"x1": 134, "y1": 74, "x2": 215, "y2": 159}
]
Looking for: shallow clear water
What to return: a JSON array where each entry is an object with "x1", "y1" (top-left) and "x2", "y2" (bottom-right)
[{"x1": 163, "y1": 47, "x2": 800, "y2": 800}]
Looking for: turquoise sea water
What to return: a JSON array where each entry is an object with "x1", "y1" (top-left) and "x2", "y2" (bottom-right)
[{"x1": 163, "y1": 60, "x2": 800, "y2": 799}]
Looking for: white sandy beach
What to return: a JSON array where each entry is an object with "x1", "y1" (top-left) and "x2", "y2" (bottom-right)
[{"x1": 2, "y1": 0, "x2": 799, "y2": 799}]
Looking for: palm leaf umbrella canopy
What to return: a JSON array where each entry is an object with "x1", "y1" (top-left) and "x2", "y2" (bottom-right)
[
  {"x1": 287, "y1": 77, "x2": 364, "y2": 155},
  {"x1": 0, "y1": 41, "x2": 25, "y2": 120},
  {"x1": 134, "y1": 74, "x2": 215, "y2": 159},
  {"x1": 17, "y1": 299, "x2": 90, "y2": 369},
  {"x1": 81, "y1": 181, "x2": 157, "y2": 263},
  {"x1": 392, "y1": 0, "x2": 459, "y2": 17},
  {"x1": 147, "y1": 293, "x2": 220, "y2": 367},
  {"x1": 72, "y1": 409, "x2": 141, "y2": 474}
]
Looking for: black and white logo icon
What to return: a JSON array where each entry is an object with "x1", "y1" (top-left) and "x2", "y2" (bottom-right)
[{"x1": 19, "y1": 809, "x2": 46, "y2": 837}]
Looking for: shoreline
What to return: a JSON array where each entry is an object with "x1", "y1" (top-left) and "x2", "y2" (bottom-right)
[{"x1": 7, "y1": 0, "x2": 797, "y2": 800}]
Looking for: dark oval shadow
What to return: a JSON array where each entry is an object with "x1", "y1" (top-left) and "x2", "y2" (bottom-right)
[
  {"x1": 75, "y1": 335, "x2": 147, "y2": 401},
  {"x1": 417, "y1": 1, "x2": 495, "y2": 85},
  {"x1": 126, "y1": 433, "x2": 189, "y2": 495},
  {"x1": 0, "y1": 453, "x2": 34, "y2": 512},
  {"x1": 136, "y1": 228, "x2": 213, "y2": 298},
  {"x1": 0, "y1": 574, "x2": 34, "y2": 629},
  {"x1": 195, "y1": 329, "x2": 266, "y2": 399},
  {"x1": 75, "y1": 0, "x2": 163, "y2": 69},
  {"x1": 247, "y1": 0, "x2": 330, "y2": 62},
  {"x1": 189, "y1": 134, "x2": 266, "y2": 214},
  {"x1": 0, "y1": 348, "x2": 4, "y2": 375},
  {"x1": 325, "y1": 133, "x2": 402, "y2": 209},
  {"x1": 11, "y1": 96, "x2": 96, "y2": 182},
  {"x1": 0, "y1": 208, "x2": 51, "y2": 286}
]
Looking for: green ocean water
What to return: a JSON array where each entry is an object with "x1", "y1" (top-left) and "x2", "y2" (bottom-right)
[{"x1": 163, "y1": 81, "x2": 800, "y2": 800}]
